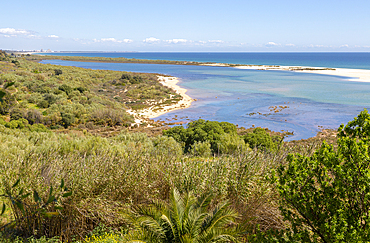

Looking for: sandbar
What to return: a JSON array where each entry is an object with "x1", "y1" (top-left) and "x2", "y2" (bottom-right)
[
  {"x1": 234, "y1": 65, "x2": 370, "y2": 83},
  {"x1": 128, "y1": 76, "x2": 194, "y2": 123}
]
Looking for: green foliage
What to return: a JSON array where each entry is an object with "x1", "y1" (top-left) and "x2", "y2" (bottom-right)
[
  {"x1": 54, "y1": 69, "x2": 62, "y2": 76},
  {"x1": 120, "y1": 73, "x2": 143, "y2": 84},
  {"x1": 60, "y1": 112, "x2": 75, "y2": 128},
  {"x1": 152, "y1": 136, "x2": 183, "y2": 158},
  {"x1": 75, "y1": 86, "x2": 87, "y2": 93},
  {"x1": 124, "y1": 188, "x2": 241, "y2": 243},
  {"x1": 338, "y1": 108, "x2": 370, "y2": 139},
  {"x1": 0, "y1": 178, "x2": 71, "y2": 238},
  {"x1": 164, "y1": 119, "x2": 246, "y2": 155},
  {"x1": 89, "y1": 108, "x2": 133, "y2": 127},
  {"x1": 190, "y1": 140, "x2": 212, "y2": 157},
  {"x1": 0, "y1": 125, "x2": 283, "y2": 240},
  {"x1": 4, "y1": 119, "x2": 28, "y2": 129},
  {"x1": 266, "y1": 110, "x2": 370, "y2": 242},
  {"x1": 244, "y1": 128, "x2": 278, "y2": 151},
  {"x1": 0, "y1": 79, "x2": 17, "y2": 115},
  {"x1": 10, "y1": 108, "x2": 24, "y2": 121},
  {"x1": 58, "y1": 84, "x2": 72, "y2": 95},
  {"x1": 25, "y1": 109, "x2": 42, "y2": 125},
  {"x1": 11, "y1": 60, "x2": 20, "y2": 67}
]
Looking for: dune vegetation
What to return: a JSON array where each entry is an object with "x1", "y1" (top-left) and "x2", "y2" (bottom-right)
[{"x1": 1, "y1": 51, "x2": 370, "y2": 242}]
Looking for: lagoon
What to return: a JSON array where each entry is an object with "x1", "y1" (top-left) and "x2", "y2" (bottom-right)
[{"x1": 40, "y1": 55, "x2": 370, "y2": 140}]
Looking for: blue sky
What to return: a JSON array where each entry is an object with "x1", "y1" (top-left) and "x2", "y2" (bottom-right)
[{"x1": 1, "y1": 0, "x2": 369, "y2": 52}]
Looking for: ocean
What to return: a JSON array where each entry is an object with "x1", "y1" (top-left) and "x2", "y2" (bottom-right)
[{"x1": 38, "y1": 52, "x2": 370, "y2": 140}]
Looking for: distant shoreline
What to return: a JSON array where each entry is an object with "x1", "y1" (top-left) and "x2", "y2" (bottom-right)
[
  {"x1": 28, "y1": 54, "x2": 370, "y2": 83},
  {"x1": 203, "y1": 63, "x2": 370, "y2": 83}
]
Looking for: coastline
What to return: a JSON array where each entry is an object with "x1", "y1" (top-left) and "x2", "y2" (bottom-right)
[
  {"x1": 128, "y1": 76, "x2": 194, "y2": 123},
  {"x1": 233, "y1": 65, "x2": 370, "y2": 83}
]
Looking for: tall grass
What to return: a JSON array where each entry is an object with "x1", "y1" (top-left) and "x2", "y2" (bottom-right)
[{"x1": 0, "y1": 125, "x2": 318, "y2": 241}]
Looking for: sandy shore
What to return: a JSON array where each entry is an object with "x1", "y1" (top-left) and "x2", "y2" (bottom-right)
[
  {"x1": 128, "y1": 76, "x2": 194, "y2": 123},
  {"x1": 234, "y1": 65, "x2": 370, "y2": 83}
]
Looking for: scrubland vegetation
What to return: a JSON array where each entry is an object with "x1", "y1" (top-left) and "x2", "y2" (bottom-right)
[
  {"x1": 26, "y1": 54, "x2": 200, "y2": 66},
  {"x1": 0, "y1": 50, "x2": 180, "y2": 133},
  {"x1": 1, "y1": 51, "x2": 370, "y2": 242}
]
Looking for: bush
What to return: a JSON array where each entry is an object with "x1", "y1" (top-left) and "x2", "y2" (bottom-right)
[
  {"x1": 37, "y1": 99, "x2": 49, "y2": 108},
  {"x1": 152, "y1": 136, "x2": 183, "y2": 159},
  {"x1": 190, "y1": 140, "x2": 212, "y2": 157},
  {"x1": 26, "y1": 109, "x2": 43, "y2": 125},
  {"x1": 58, "y1": 84, "x2": 72, "y2": 95},
  {"x1": 244, "y1": 128, "x2": 277, "y2": 151},
  {"x1": 266, "y1": 110, "x2": 370, "y2": 242},
  {"x1": 219, "y1": 133, "x2": 248, "y2": 154},
  {"x1": 89, "y1": 108, "x2": 133, "y2": 127},
  {"x1": 60, "y1": 112, "x2": 75, "y2": 128},
  {"x1": 10, "y1": 108, "x2": 24, "y2": 121},
  {"x1": 54, "y1": 69, "x2": 63, "y2": 76},
  {"x1": 4, "y1": 118, "x2": 29, "y2": 129},
  {"x1": 163, "y1": 119, "x2": 240, "y2": 154}
]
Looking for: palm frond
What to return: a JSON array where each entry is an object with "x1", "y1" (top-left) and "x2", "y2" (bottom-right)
[
  {"x1": 194, "y1": 192, "x2": 213, "y2": 211},
  {"x1": 204, "y1": 202, "x2": 239, "y2": 230}
]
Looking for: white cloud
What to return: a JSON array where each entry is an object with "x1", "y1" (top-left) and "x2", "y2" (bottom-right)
[
  {"x1": 0, "y1": 28, "x2": 32, "y2": 35},
  {"x1": 208, "y1": 40, "x2": 224, "y2": 43},
  {"x1": 340, "y1": 44, "x2": 349, "y2": 48},
  {"x1": 48, "y1": 35, "x2": 59, "y2": 38},
  {"x1": 143, "y1": 37, "x2": 160, "y2": 43},
  {"x1": 308, "y1": 44, "x2": 325, "y2": 48},
  {"x1": 94, "y1": 38, "x2": 133, "y2": 43},
  {"x1": 165, "y1": 39, "x2": 188, "y2": 44},
  {"x1": 265, "y1": 42, "x2": 280, "y2": 47},
  {"x1": 285, "y1": 43, "x2": 295, "y2": 47}
]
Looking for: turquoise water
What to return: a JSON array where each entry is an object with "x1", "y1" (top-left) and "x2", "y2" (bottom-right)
[{"x1": 40, "y1": 54, "x2": 370, "y2": 140}]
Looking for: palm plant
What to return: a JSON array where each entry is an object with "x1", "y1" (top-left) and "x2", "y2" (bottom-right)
[{"x1": 124, "y1": 188, "x2": 241, "y2": 243}]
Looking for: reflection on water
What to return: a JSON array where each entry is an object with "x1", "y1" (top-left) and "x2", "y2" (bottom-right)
[{"x1": 41, "y1": 60, "x2": 370, "y2": 140}]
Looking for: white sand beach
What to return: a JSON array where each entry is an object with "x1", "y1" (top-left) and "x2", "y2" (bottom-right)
[
  {"x1": 128, "y1": 76, "x2": 194, "y2": 124},
  {"x1": 234, "y1": 65, "x2": 370, "y2": 83}
]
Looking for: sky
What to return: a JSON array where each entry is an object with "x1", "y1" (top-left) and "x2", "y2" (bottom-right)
[{"x1": 1, "y1": 0, "x2": 370, "y2": 52}]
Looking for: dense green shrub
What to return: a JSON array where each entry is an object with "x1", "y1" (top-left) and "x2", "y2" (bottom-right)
[
  {"x1": 120, "y1": 73, "x2": 143, "y2": 84},
  {"x1": 190, "y1": 140, "x2": 212, "y2": 157},
  {"x1": 54, "y1": 69, "x2": 63, "y2": 76},
  {"x1": 25, "y1": 109, "x2": 43, "y2": 125},
  {"x1": 60, "y1": 112, "x2": 75, "y2": 128},
  {"x1": 244, "y1": 127, "x2": 278, "y2": 151},
  {"x1": 75, "y1": 86, "x2": 87, "y2": 93},
  {"x1": 163, "y1": 119, "x2": 244, "y2": 154},
  {"x1": 89, "y1": 108, "x2": 133, "y2": 127},
  {"x1": 58, "y1": 84, "x2": 72, "y2": 95},
  {"x1": 260, "y1": 110, "x2": 370, "y2": 242},
  {"x1": 10, "y1": 108, "x2": 24, "y2": 121},
  {"x1": 4, "y1": 118, "x2": 29, "y2": 129}
]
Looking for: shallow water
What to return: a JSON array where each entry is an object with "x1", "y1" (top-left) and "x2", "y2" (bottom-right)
[{"x1": 41, "y1": 59, "x2": 370, "y2": 140}]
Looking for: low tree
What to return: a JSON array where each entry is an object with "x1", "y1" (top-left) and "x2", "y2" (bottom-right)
[
  {"x1": 243, "y1": 128, "x2": 277, "y2": 151},
  {"x1": 54, "y1": 69, "x2": 63, "y2": 76},
  {"x1": 164, "y1": 119, "x2": 243, "y2": 154},
  {"x1": 261, "y1": 110, "x2": 370, "y2": 242}
]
